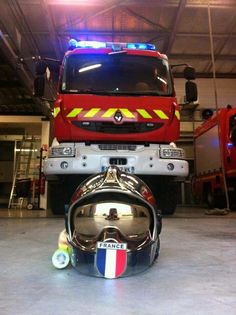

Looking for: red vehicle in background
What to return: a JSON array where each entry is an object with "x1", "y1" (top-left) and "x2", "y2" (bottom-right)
[
  {"x1": 34, "y1": 40, "x2": 197, "y2": 214},
  {"x1": 192, "y1": 105, "x2": 236, "y2": 208}
]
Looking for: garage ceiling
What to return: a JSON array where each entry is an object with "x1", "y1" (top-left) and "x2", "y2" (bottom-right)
[{"x1": 0, "y1": 0, "x2": 235, "y2": 116}]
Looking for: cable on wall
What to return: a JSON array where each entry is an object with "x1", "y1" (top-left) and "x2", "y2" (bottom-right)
[{"x1": 207, "y1": 2, "x2": 230, "y2": 211}]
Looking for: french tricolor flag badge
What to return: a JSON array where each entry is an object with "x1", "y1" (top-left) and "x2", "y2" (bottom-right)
[{"x1": 96, "y1": 241, "x2": 127, "y2": 279}]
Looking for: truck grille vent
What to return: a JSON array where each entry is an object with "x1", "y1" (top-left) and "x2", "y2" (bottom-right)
[
  {"x1": 72, "y1": 121, "x2": 163, "y2": 134},
  {"x1": 98, "y1": 144, "x2": 137, "y2": 151},
  {"x1": 109, "y1": 157, "x2": 127, "y2": 165}
]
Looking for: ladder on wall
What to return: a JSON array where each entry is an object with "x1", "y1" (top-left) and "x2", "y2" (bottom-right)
[{"x1": 8, "y1": 136, "x2": 38, "y2": 209}]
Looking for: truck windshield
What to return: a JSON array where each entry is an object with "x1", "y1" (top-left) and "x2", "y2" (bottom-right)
[{"x1": 61, "y1": 53, "x2": 173, "y2": 96}]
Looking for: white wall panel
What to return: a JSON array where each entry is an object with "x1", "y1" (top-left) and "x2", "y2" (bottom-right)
[{"x1": 195, "y1": 125, "x2": 221, "y2": 175}]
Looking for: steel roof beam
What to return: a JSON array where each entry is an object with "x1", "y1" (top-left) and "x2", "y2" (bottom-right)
[
  {"x1": 123, "y1": 7, "x2": 168, "y2": 31},
  {"x1": 203, "y1": 16, "x2": 236, "y2": 73},
  {"x1": 17, "y1": 0, "x2": 236, "y2": 9},
  {"x1": 173, "y1": 72, "x2": 236, "y2": 79},
  {"x1": 40, "y1": 0, "x2": 62, "y2": 60},
  {"x1": 169, "y1": 54, "x2": 236, "y2": 61},
  {"x1": 0, "y1": 30, "x2": 51, "y2": 118},
  {"x1": 57, "y1": 0, "x2": 128, "y2": 31},
  {"x1": 27, "y1": 30, "x2": 236, "y2": 39},
  {"x1": 0, "y1": 99, "x2": 34, "y2": 105},
  {"x1": 164, "y1": 0, "x2": 186, "y2": 55},
  {"x1": 176, "y1": 33, "x2": 236, "y2": 38},
  {"x1": 0, "y1": 80, "x2": 22, "y2": 88}
]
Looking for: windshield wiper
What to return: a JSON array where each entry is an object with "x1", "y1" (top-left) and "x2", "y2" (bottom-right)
[
  {"x1": 112, "y1": 91, "x2": 162, "y2": 96},
  {"x1": 65, "y1": 89, "x2": 166, "y2": 96},
  {"x1": 67, "y1": 89, "x2": 112, "y2": 95}
]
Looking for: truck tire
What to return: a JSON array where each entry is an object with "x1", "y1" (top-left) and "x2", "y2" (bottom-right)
[
  {"x1": 206, "y1": 187, "x2": 215, "y2": 209},
  {"x1": 157, "y1": 182, "x2": 178, "y2": 215},
  {"x1": 48, "y1": 176, "x2": 87, "y2": 215},
  {"x1": 215, "y1": 190, "x2": 226, "y2": 209},
  {"x1": 206, "y1": 187, "x2": 226, "y2": 209},
  {"x1": 48, "y1": 182, "x2": 67, "y2": 215}
]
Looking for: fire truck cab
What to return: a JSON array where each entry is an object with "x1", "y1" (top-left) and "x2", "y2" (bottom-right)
[{"x1": 35, "y1": 40, "x2": 197, "y2": 215}]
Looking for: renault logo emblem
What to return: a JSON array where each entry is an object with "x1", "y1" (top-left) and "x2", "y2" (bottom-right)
[{"x1": 114, "y1": 111, "x2": 123, "y2": 123}]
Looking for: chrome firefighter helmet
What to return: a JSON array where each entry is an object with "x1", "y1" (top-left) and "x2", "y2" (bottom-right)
[{"x1": 66, "y1": 166, "x2": 162, "y2": 278}]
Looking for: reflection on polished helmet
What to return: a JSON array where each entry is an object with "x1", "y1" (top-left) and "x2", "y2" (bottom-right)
[{"x1": 66, "y1": 166, "x2": 162, "y2": 278}]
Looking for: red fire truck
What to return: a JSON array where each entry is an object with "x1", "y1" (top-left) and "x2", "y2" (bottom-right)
[
  {"x1": 34, "y1": 40, "x2": 197, "y2": 214},
  {"x1": 192, "y1": 105, "x2": 236, "y2": 209}
]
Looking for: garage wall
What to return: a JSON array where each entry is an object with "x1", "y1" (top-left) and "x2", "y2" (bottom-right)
[
  {"x1": 0, "y1": 117, "x2": 50, "y2": 210},
  {"x1": 175, "y1": 78, "x2": 236, "y2": 136},
  {"x1": 175, "y1": 78, "x2": 236, "y2": 108},
  {"x1": 175, "y1": 78, "x2": 236, "y2": 193}
]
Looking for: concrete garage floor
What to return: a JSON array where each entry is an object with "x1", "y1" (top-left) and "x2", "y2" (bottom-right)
[{"x1": 0, "y1": 207, "x2": 236, "y2": 315}]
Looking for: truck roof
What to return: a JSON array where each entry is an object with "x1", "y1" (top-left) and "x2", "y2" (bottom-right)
[{"x1": 65, "y1": 39, "x2": 167, "y2": 60}]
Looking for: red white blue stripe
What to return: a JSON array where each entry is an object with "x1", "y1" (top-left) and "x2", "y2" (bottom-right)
[{"x1": 96, "y1": 242, "x2": 127, "y2": 279}]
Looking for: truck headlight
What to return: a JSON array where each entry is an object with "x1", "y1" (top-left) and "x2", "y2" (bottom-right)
[
  {"x1": 160, "y1": 147, "x2": 185, "y2": 159},
  {"x1": 50, "y1": 146, "x2": 75, "y2": 157}
]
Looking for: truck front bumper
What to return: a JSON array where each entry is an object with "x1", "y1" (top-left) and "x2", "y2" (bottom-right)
[{"x1": 44, "y1": 143, "x2": 189, "y2": 177}]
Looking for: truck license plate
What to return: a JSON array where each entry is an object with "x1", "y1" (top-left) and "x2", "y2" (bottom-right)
[{"x1": 101, "y1": 166, "x2": 135, "y2": 173}]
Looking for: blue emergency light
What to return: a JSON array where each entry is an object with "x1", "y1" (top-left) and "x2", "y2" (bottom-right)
[
  {"x1": 126, "y1": 43, "x2": 156, "y2": 50},
  {"x1": 69, "y1": 39, "x2": 106, "y2": 49},
  {"x1": 227, "y1": 142, "x2": 234, "y2": 148},
  {"x1": 68, "y1": 39, "x2": 156, "y2": 51}
]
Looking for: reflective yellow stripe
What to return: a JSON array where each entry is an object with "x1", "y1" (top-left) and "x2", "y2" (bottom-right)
[
  {"x1": 67, "y1": 108, "x2": 83, "y2": 118},
  {"x1": 54, "y1": 107, "x2": 60, "y2": 118},
  {"x1": 175, "y1": 110, "x2": 180, "y2": 120},
  {"x1": 84, "y1": 108, "x2": 100, "y2": 118},
  {"x1": 102, "y1": 108, "x2": 118, "y2": 118},
  {"x1": 137, "y1": 109, "x2": 152, "y2": 119},
  {"x1": 153, "y1": 110, "x2": 169, "y2": 119},
  {"x1": 119, "y1": 108, "x2": 135, "y2": 118}
]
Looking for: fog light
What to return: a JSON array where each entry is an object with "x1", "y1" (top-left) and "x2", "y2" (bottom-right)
[
  {"x1": 61, "y1": 161, "x2": 68, "y2": 169},
  {"x1": 167, "y1": 163, "x2": 174, "y2": 171}
]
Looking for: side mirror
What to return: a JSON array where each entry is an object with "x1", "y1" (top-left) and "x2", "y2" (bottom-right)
[
  {"x1": 184, "y1": 66, "x2": 196, "y2": 80},
  {"x1": 35, "y1": 60, "x2": 47, "y2": 75},
  {"x1": 185, "y1": 81, "x2": 198, "y2": 103},
  {"x1": 34, "y1": 76, "x2": 45, "y2": 97}
]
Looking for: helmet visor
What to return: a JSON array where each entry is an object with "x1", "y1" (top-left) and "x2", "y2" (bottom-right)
[{"x1": 70, "y1": 200, "x2": 153, "y2": 249}]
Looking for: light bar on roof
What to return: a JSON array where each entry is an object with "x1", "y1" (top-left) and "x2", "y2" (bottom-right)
[
  {"x1": 69, "y1": 39, "x2": 106, "y2": 49},
  {"x1": 68, "y1": 39, "x2": 156, "y2": 51},
  {"x1": 127, "y1": 43, "x2": 156, "y2": 50}
]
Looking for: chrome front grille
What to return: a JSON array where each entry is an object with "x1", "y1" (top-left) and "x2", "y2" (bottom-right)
[
  {"x1": 98, "y1": 144, "x2": 137, "y2": 151},
  {"x1": 71, "y1": 121, "x2": 163, "y2": 134}
]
